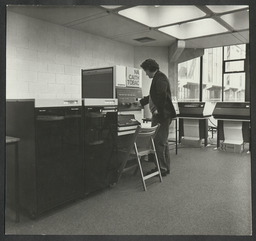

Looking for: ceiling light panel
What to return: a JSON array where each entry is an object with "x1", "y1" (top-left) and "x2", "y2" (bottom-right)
[
  {"x1": 159, "y1": 18, "x2": 229, "y2": 40},
  {"x1": 206, "y1": 5, "x2": 248, "y2": 13},
  {"x1": 101, "y1": 5, "x2": 123, "y2": 9},
  {"x1": 118, "y1": 6, "x2": 206, "y2": 27},
  {"x1": 221, "y1": 10, "x2": 249, "y2": 30}
]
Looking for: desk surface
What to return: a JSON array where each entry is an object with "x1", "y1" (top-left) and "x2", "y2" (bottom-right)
[
  {"x1": 214, "y1": 118, "x2": 250, "y2": 122},
  {"x1": 6, "y1": 136, "x2": 20, "y2": 144},
  {"x1": 142, "y1": 117, "x2": 178, "y2": 121},
  {"x1": 177, "y1": 116, "x2": 210, "y2": 119}
]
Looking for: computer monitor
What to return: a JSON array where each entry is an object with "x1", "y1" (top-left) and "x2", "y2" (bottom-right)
[{"x1": 82, "y1": 67, "x2": 114, "y2": 99}]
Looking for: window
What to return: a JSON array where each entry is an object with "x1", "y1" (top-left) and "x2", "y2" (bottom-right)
[
  {"x1": 177, "y1": 44, "x2": 247, "y2": 103},
  {"x1": 178, "y1": 57, "x2": 200, "y2": 101},
  {"x1": 224, "y1": 60, "x2": 244, "y2": 72},
  {"x1": 223, "y1": 44, "x2": 246, "y2": 102},
  {"x1": 223, "y1": 73, "x2": 245, "y2": 102},
  {"x1": 224, "y1": 44, "x2": 246, "y2": 60},
  {"x1": 202, "y1": 47, "x2": 223, "y2": 102}
]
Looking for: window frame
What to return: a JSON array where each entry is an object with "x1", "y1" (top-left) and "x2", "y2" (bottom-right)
[
  {"x1": 178, "y1": 44, "x2": 248, "y2": 103},
  {"x1": 222, "y1": 45, "x2": 247, "y2": 102}
]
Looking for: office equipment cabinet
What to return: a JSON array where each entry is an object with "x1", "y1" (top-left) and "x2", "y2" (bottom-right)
[
  {"x1": 212, "y1": 102, "x2": 250, "y2": 151},
  {"x1": 83, "y1": 101, "x2": 118, "y2": 193},
  {"x1": 6, "y1": 99, "x2": 84, "y2": 218},
  {"x1": 178, "y1": 102, "x2": 213, "y2": 147}
]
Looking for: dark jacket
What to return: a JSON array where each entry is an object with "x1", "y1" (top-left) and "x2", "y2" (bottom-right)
[{"x1": 140, "y1": 70, "x2": 176, "y2": 122}]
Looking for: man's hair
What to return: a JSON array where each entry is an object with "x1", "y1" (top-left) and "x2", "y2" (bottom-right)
[{"x1": 140, "y1": 59, "x2": 159, "y2": 72}]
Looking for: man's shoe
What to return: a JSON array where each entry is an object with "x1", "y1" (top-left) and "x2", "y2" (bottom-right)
[
  {"x1": 146, "y1": 168, "x2": 158, "y2": 176},
  {"x1": 146, "y1": 168, "x2": 167, "y2": 176},
  {"x1": 160, "y1": 169, "x2": 167, "y2": 177},
  {"x1": 146, "y1": 168, "x2": 170, "y2": 177}
]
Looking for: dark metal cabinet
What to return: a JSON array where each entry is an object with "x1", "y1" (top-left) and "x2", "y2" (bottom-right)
[
  {"x1": 6, "y1": 100, "x2": 37, "y2": 217},
  {"x1": 35, "y1": 107, "x2": 84, "y2": 214},
  {"x1": 83, "y1": 106, "x2": 118, "y2": 194},
  {"x1": 6, "y1": 100, "x2": 84, "y2": 218}
]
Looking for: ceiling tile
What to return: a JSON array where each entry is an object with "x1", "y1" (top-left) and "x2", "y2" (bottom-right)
[
  {"x1": 185, "y1": 31, "x2": 248, "y2": 48},
  {"x1": 72, "y1": 14, "x2": 149, "y2": 39},
  {"x1": 206, "y1": 5, "x2": 248, "y2": 13},
  {"x1": 232, "y1": 30, "x2": 249, "y2": 43},
  {"x1": 221, "y1": 10, "x2": 249, "y2": 31},
  {"x1": 8, "y1": 6, "x2": 107, "y2": 26},
  {"x1": 159, "y1": 18, "x2": 229, "y2": 40},
  {"x1": 113, "y1": 29, "x2": 176, "y2": 47},
  {"x1": 118, "y1": 6, "x2": 206, "y2": 27}
]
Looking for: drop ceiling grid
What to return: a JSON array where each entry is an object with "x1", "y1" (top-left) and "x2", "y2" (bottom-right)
[{"x1": 7, "y1": 5, "x2": 249, "y2": 48}]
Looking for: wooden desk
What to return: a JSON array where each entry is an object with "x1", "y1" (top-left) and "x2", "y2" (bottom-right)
[{"x1": 6, "y1": 136, "x2": 20, "y2": 222}]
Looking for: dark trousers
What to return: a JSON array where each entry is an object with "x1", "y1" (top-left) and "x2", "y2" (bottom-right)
[{"x1": 151, "y1": 115, "x2": 172, "y2": 171}]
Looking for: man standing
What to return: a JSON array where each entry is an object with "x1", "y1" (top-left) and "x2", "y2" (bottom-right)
[{"x1": 139, "y1": 59, "x2": 176, "y2": 176}]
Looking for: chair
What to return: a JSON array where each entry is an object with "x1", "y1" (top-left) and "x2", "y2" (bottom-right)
[
  {"x1": 131, "y1": 124, "x2": 162, "y2": 191},
  {"x1": 116, "y1": 126, "x2": 141, "y2": 182}
]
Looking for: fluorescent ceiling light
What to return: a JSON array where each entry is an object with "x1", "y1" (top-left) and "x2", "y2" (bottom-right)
[
  {"x1": 221, "y1": 10, "x2": 249, "y2": 30},
  {"x1": 118, "y1": 6, "x2": 206, "y2": 27},
  {"x1": 101, "y1": 5, "x2": 122, "y2": 10},
  {"x1": 159, "y1": 18, "x2": 229, "y2": 40},
  {"x1": 206, "y1": 5, "x2": 248, "y2": 13}
]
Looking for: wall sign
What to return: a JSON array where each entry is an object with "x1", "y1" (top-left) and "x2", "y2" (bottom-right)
[{"x1": 126, "y1": 67, "x2": 142, "y2": 88}]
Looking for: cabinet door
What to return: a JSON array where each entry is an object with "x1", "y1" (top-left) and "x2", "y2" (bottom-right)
[
  {"x1": 36, "y1": 108, "x2": 84, "y2": 214},
  {"x1": 84, "y1": 110, "x2": 118, "y2": 194}
]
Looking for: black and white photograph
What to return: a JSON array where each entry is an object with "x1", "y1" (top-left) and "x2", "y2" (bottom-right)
[{"x1": 1, "y1": 0, "x2": 255, "y2": 239}]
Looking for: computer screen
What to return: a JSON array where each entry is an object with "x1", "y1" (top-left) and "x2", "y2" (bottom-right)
[{"x1": 82, "y1": 67, "x2": 114, "y2": 98}]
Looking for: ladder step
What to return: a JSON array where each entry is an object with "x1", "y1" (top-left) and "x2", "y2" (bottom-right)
[{"x1": 143, "y1": 171, "x2": 160, "y2": 180}]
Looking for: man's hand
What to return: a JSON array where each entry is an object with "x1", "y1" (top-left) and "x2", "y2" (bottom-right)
[
  {"x1": 136, "y1": 101, "x2": 142, "y2": 107},
  {"x1": 136, "y1": 98, "x2": 142, "y2": 107},
  {"x1": 152, "y1": 109, "x2": 158, "y2": 115}
]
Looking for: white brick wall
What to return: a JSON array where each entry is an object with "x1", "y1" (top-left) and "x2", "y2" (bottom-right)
[
  {"x1": 64, "y1": 65, "x2": 80, "y2": 76},
  {"x1": 47, "y1": 64, "x2": 65, "y2": 74},
  {"x1": 56, "y1": 74, "x2": 72, "y2": 84},
  {"x1": 6, "y1": 11, "x2": 135, "y2": 99},
  {"x1": 18, "y1": 70, "x2": 38, "y2": 82},
  {"x1": 38, "y1": 72, "x2": 55, "y2": 83}
]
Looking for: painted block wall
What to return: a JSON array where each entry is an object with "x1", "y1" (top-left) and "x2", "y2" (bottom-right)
[{"x1": 6, "y1": 11, "x2": 135, "y2": 99}]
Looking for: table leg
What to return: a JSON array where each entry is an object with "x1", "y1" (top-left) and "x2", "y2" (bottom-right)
[
  {"x1": 217, "y1": 120, "x2": 220, "y2": 148},
  {"x1": 15, "y1": 143, "x2": 20, "y2": 222},
  {"x1": 204, "y1": 119, "x2": 208, "y2": 147},
  {"x1": 175, "y1": 119, "x2": 178, "y2": 155},
  {"x1": 249, "y1": 123, "x2": 251, "y2": 152},
  {"x1": 178, "y1": 118, "x2": 183, "y2": 144}
]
